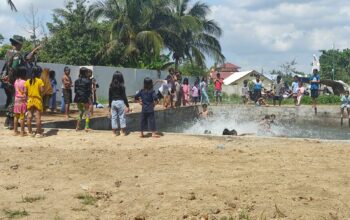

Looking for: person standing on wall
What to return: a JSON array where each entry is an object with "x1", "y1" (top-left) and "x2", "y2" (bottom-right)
[
  {"x1": 310, "y1": 69, "x2": 320, "y2": 114},
  {"x1": 214, "y1": 73, "x2": 223, "y2": 105},
  {"x1": 0, "y1": 35, "x2": 39, "y2": 129},
  {"x1": 253, "y1": 74, "x2": 263, "y2": 103},
  {"x1": 62, "y1": 66, "x2": 73, "y2": 119}
]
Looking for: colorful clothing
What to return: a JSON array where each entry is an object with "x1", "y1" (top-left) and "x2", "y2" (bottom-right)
[
  {"x1": 200, "y1": 81, "x2": 209, "y2": 104},
  {"x1": 291, "y1": 81, "x2": 299, "y2": 94},
  {"x1": 77, "y1": 103, "x2": 90, "y2": 129},
  {"x1": 310, "y1": 74, "x2": 320, "y2": 91},
  {"x1": 25, "y1": 78, "x2": 44, "y2": 112},
  {"x1": 13, "y1": 79, "x2": 27, "y2": 114},
  {"x1": 182, "y1": 84, "x2": 190, "y2": 105}
]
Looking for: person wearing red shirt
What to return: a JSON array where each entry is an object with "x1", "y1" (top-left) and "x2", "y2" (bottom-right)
[{"x1": 214, "y1": 73, "x2": 223, "y2": 105}]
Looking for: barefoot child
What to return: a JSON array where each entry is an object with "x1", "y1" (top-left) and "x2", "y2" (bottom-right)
[
  {"x1": 13, "y1": 67, "x2": 27, "y2": 136},
  {"x1": 135, "y1": 77, "x2": 159, "y2": 138},
  {"x1": 74, "y1": 67, "x2": 92, "y2": 131},
  {"x1": 109, "y1": 71, "x2": 130, "y2": 136},
  {"x1": 340, "y1": 91, "x2": 350, "y2": 127},
  {"x1": 25, "y1": 67, "x2": 44, "y2": 137}
]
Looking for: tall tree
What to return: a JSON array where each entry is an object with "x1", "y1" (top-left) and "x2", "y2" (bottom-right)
[
  {"x1": 0, "y1": 34, "x2": 4, "y2": 44},
  {"x1": 92, "y1": 0, "x2": 165, "y2": 67},
  {"x1": 166, "y1": 0, "x2": 225, "y2": 70},
  {"x1": 41, "y1": 0, "x2": 104, "y2": 65}
]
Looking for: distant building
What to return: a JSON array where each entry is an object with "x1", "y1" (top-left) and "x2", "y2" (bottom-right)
[
  {"x1": 222, "y1": 70, "x2": 274, "y2": 95},
  {"x1": 210, "y1": 62, "x2": 241, "y2": 79}
]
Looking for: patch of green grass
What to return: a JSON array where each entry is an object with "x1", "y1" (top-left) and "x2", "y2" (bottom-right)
[
  {"x1": 75, "y1": 193, "x2": 97, "y2": 205},
  {"x1": 3, "y1": 209, "x2": 29, "y2": 219},
  {"x1": 21, "y1": 195, "x2": 45, "y2": 203},
  {"x1": 2, "y1": 184, "x2": 18, "y2": 190}
]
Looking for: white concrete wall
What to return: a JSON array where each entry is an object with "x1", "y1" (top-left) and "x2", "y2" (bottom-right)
[{"x1": 0, "y1": 60, "x2": 196, "y2": 106}]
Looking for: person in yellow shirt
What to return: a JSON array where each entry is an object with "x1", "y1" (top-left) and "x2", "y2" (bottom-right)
[{"x1": 25, "y1": 66, "x2": 44, "y2": 137}]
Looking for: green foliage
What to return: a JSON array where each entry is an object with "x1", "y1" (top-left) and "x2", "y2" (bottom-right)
[
  {"x1": 40, "y1": 0, "x2": 105, "y2": 65},
  {"x1": 75, "y1": 193, "x2": 97, "y2": 205},
  {"x1": 0, "y1": 44, "x2": 11, "y2": 59},
  {"x1": 179, "y1": 60, "x2": 208, "y2": 76},
  {"x1": 320, "y1": 49, "x2": 350, "y2": 84},
  {"x1": 3, "y1": 0, "x2": 225, "y2": 70},
  {"x1": 3, "y1": 209, "x2": 29, "y2": 219},
  {"x1": 269, "y1": 95, "x2": 340, "y2": 105},
  {"x1": 0, "y1": 34, "x2": 4, "y2": 44}
]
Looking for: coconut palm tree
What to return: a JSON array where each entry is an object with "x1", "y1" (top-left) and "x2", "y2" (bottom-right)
[
  {"x1": 7, "y1": 0, "x2": 17, "y2": 11},
  {"x1": 166, "y1": 0, "x2": 225, "y2": 70},
  {"x1": 92, "y1": 0, "x2": 166, "y2": 67}
]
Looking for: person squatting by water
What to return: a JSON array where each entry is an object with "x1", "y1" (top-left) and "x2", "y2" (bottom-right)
[
  {"x1": 340, "y1": 90, "x2": 350, "y2": 127},
  {"x1": 74, "y1": 67, "x2": 92, "y2": 131},
  {"x1": 135, "y1": 77, "x2": 160, "y2": 138},
  {"x1": 109, "y1": 71, "x2": 130, "y2": 136}
]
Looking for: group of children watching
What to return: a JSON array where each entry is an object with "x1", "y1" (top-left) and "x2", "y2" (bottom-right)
[{"x1": 154, "y1": 69, "x2": 212, "y2": 109}]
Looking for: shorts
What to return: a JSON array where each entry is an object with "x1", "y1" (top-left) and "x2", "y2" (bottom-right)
[
  {"x1": 15, "y1": 113, "x2": 25, "y2": 120},
  {"x1": 140, "y1": 112, "x2": 156, "y2": 131},
  {"x1": 214, "y1": 90, "x2": 222, "y2": 97},
  {"x1": 273, "y1": 96, "x2": 282, "y2": 101},
  {"x1": 192, "y1": 97, "x2": 199, "y2": 102},
  {"x1": 341, "y1": 104, "x2": 350, "y2": 110},
  {"x1": 311, "y1": 90, "x2": 319, "y2": 98},
  {"x1": 63, "y1": 89, "x2": 72, "y2": 104}
]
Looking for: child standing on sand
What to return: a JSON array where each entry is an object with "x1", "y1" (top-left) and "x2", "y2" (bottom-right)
[
  {"x1": 25, "y1": 67, "x2": 44, "y2": 137},
  {"x1": 74, "y1": 67, "x2": 92, "y2": 131},
  {"x1": 109, "y1": 71, "x2": 130, "y2": 136},
  {"x1": 135, "y1": 77, "x2": 159, "y2": 138},
  {"x1": 242, "y1": 80, "x2": 249, "y2": 105},
  {"x1": 49, "y1": 70, "x2": 58, "y2": 112},
  {"x1": 340, "y1": 91, "x2": 350, "y2": 127},
  {"x1": 13, "y1": 67, "x2": 27, "y2": 136}
]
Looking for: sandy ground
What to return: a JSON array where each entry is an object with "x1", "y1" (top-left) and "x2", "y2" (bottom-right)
[{"x1": 0, "y1": 128, "x2": 350, "y2": 220}]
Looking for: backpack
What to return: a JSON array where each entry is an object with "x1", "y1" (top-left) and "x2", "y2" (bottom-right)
[{"x1": 1, "y1": 50, "x2": 26, "y2": 85}]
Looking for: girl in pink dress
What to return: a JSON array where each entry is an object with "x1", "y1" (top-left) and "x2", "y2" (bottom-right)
[
  {"x1": 182, "y1": 78, "x2": 190, "y2": 106},
  {"x1": 13, "y1": 67, "x2": 28, "y2": 136}
]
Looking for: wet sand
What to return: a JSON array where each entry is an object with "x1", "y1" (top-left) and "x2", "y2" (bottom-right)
[{"x1": 0, "y1": 128, "x2": 349, "y2": 220}]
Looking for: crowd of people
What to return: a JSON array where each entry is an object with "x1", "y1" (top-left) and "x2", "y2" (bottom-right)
[{"x1": 1, "y1": 35, "x2": 350, "y2": 138}]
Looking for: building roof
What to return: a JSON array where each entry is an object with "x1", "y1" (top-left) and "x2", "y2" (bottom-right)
[
  {"x1": 223, "y1": 70, "x2": 273, "y2": 85},
  {"x1": 218, "y1": 62, "x2": 241, "y2": 70}
]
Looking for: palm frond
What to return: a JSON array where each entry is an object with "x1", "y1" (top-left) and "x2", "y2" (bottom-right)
[{"x1": 7, "y1": 0, "x2": 17, "y2": 12}]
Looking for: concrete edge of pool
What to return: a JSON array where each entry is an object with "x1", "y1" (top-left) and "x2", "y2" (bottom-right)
[{"x1": 41, "y1": 104, "x2": 349, "y2": 141}]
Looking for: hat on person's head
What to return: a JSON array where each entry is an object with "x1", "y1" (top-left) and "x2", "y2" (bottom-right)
[
  {"x1": 64, "y1": 66, "x2": 70, "y2": 72},
  {"x1": 10, "y1": 35, "x2": 25, "y2": 45}
]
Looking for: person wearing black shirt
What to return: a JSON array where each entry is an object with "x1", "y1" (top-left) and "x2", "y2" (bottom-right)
[
  {"x1": 74, "y1": 67, "x2": 92, "y2": 131},
  {"x1": 109, "y1": 71, "x2": 129, "y2": 136}
]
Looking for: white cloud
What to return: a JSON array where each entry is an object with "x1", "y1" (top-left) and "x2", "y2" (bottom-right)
[{"x1": 209, "y1": 0, "x2": 350, "y2": 72}]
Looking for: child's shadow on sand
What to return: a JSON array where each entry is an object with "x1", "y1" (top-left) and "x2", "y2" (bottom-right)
[{"x1": 45, "y1": 129, "x2": 59, "y2": 137}]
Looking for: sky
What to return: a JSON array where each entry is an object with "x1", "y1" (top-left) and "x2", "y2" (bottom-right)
[{"x1": 1, "y1": 0, "x2": 350, "y2": 73}]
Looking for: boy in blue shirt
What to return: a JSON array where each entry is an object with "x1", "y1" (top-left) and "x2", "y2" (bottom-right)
[
  {"x1": 310, "y1": 69, "x2": 320, "y2": 114},
  {"x1": 253, "y1": 75, "x2": 263, "y2": 103}
]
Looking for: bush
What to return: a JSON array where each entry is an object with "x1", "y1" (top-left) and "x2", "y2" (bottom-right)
[{"x1": 269, "y1": 95, "x2": 340, "y2": 105}]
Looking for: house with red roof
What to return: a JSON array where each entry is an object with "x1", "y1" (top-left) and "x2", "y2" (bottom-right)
[{"x1": 210, "y1": 62, "x2": 241, "y2": 79}]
